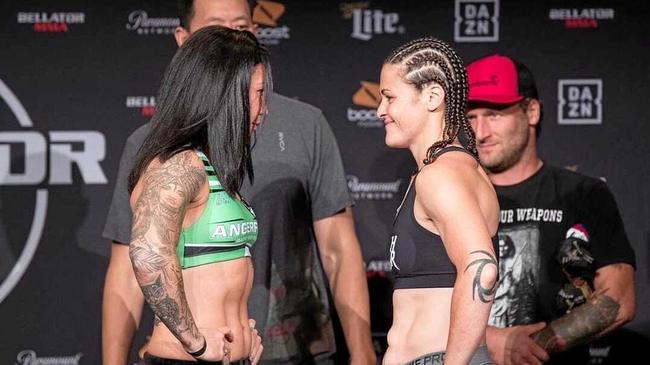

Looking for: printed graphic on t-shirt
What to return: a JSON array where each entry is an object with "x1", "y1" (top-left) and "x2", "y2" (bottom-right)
[
  {"x1": 499, "y1": 207, "x2": 563, "y2": 224},
  {"x1": 489, "y1": 223, "x2": 541, "y2": 327}
]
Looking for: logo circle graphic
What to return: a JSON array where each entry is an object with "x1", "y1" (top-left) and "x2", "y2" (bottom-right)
[{"x1": 0, "y1": 79, "x2": 48, "y2": 304}]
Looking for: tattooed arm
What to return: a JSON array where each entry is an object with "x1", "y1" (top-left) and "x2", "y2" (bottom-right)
[
  {"x1": 128, "y1": 151, "x2": 206, "y2": 355},
  {"x1": 532, "y1": 263, "x2": 635, "y2": 352},
  {"x1": 417, "y1": 162, "x2": 499, "y2": 365}
]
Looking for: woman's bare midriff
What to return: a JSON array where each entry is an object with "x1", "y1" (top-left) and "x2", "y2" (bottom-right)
[
  {"x1": 145, "y1": 257, "x2": 254, "y2": 361},
  {"x1": 383, "y1": 288, "x2": 453, "y2": 365}
]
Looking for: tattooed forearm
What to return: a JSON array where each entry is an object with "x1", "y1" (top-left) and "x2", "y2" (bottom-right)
[
  {"x1": 129, "y1": 151, "x2": 206, "y2": 350},
  {"x1": 532, "y1": 294, "x2": 620, "y2": 352},
  {"x1": 464, "y1": 250, "x2": 498, "y2": 303}
]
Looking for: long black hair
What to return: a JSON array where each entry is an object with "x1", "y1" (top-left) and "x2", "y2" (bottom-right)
[
  {"x1": 385, "y1": 37, "x2": 477, "y2": 165},
  {"x1": 128, "y1": 25, "x2": 272, "y2": 197}
]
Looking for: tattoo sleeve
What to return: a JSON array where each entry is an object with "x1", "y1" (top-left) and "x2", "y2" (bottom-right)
[
  {"x1": 464, "y1": 250, "x2": 498, "y2": 303},
  {"x1": 532, "y1": 294, "x2": 620, "y2": 352},
  {"x1": 129, "y1": 151, "x2": 206, "y2": 350}
]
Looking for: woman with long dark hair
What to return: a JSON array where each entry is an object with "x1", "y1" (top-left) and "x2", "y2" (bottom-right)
[
  {"x1": 127, "y1": 25, "x2": 271, "y2": 364},
  {"x1": 378, "y1": 37, "x2": 500, "y2": 365}
]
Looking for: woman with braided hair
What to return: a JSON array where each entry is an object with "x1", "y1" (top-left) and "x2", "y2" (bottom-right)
[{"x1": 379, "y1": 37, "x2": 500, "y2": 365}]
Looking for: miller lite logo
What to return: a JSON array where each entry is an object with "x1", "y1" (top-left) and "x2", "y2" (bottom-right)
[
  {"x1": 454, "y1": 0, "x2": 499, "y2": 42},
  {"x1": 558, "y1": 79, "x2": 602, "y2": 125},
  {"x1": 341, "y1": 3, "x2": 404, "y2": 41}
]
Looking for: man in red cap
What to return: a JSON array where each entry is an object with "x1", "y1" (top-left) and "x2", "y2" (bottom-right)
[{"x1": 466, "y1": 54, "x2": 636, "y2": 365}]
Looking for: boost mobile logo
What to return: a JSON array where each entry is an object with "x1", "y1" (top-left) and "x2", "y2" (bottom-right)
[
  {"x1": 253, "y1": 1, "x2": 290, "y2": 45},
  {"x1": 0, "y1": 79, "x2": 107, "y2": 304},
  {"x1": 454, "y1": 0, "x2": 499, "y2": 42},
  {"x1": 558, "y1": 79, "x2": 602, "y2": 125},
  {"x1": 348, "y1": 81, "x2": 382, "y2": 128}
]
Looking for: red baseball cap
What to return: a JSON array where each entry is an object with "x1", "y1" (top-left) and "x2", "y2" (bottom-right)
[{"x1": 467, "y1": 54, "x2": 538, "y2": 105}]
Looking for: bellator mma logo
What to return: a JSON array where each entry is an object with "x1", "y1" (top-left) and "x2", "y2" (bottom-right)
[
  {"x1": 0, "y1": 79, "x2": 108, "y2": 304},
  {"x1": 558, "y1": 79, "x2": 603, "y2": 125},
  {"x1": 126, "y1": 96, "x2": 156, "y2": 117},
  {"x1": 16, "y1": 11, "x2": 85, "y2": 33},
  {"x1": 454, "y1": 0, "x2": 499, "y2": 42}
]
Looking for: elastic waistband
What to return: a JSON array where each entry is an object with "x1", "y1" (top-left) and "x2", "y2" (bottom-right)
[
  {"x1": 403, "y1": 345, "x2": 493, "y2": 365},
  {"x1": 143, "y1": 354, "x2": 251, "y2": 365}
]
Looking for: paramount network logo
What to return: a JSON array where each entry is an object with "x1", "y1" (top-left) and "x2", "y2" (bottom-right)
[
  {"x1": 253, "y1": 1, "x2": 290, "y2": 46},
  {"x1": 15, "y1": 350, "x2": 83, "y2": 365},
  {"x1": 454, "y1": 0, "x2": 499, "y2": 42},
  {"x1": 347, "y1": 175, "x2": 402, "y2": 200},
  {"x1": 347, "y1": 81, "x2": 382, "y2": 128},
  {"x1": 126, "y1": 10, "x2": 179, "y2": 35}
]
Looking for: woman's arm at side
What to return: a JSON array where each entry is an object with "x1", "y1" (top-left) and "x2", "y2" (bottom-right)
[
  {"x1": 417, "y1": 161, "x2": 498, "y2": 365},
  {"x1": 128, "y1": 150, "x2": 206, "y2": 353}
]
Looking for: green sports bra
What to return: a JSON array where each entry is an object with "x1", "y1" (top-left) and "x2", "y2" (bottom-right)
[{"x1": 176, "y1": 149, "x2": 258, "y2": 269}]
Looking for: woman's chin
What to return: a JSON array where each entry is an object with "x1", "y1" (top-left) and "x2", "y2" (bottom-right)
[{"x1": 384, "y1": 135, "x2": 405, "y2": 149}]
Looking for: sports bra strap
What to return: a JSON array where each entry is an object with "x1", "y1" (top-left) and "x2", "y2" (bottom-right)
[
  {"x1": 193, "y1": 149, "x2": 223, "y2": 192},
  {"x1": 432, "y1": 145, "x2": 479, "y2": 162}
]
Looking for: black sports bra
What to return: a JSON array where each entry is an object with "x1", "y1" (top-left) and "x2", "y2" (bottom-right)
[{"x1": 389, "y1": 146, "x2": 497, "y2": 289}]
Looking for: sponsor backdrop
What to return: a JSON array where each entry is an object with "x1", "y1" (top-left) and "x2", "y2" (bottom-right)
[{"x1": 1, "y1": 0, "x2": 649, "y2": 363}]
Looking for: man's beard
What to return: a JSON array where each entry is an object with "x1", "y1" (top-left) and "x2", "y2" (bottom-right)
[{"x1": 482, "y1": 135, "x2": 528, "y2": 174}]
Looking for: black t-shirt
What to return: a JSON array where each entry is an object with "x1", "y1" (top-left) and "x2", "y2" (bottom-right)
[{"x1": 490, "y1": 163, "x2": 635, "y2": 327}]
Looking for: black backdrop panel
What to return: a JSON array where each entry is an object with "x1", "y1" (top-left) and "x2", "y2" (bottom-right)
[{"x1": 1, "y1": 1, "x2": 648, "y2": 363}]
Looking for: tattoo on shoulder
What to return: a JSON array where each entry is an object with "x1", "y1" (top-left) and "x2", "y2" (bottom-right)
[
  {"x1": 132, "y1": 150, "x2": 205, "y2": 243},
  {"x1": 465, "y1": 250, "x2": 498, "y2": 303}
]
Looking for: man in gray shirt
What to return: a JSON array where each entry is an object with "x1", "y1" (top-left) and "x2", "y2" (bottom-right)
[{"x1": 102, "y1": 1, "x2": 374, "y2": 364}]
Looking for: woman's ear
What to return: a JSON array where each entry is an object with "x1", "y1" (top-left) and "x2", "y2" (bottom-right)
[{"x1": 422, "y1": 83, "x2": 445, "y2": 112}]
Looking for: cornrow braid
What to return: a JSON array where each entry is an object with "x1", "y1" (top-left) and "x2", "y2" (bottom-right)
[{"x1": 386, "y1": 37, "x2": 478, "y2": 165}]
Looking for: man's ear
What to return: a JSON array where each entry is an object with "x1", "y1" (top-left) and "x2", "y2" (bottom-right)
[
  {"x1": 526, "y1": 99, "x2": 541, "y2": 127},
  {"x1": 422, "y1": 83, "x2": 445, "y2": 112},
  {"x1": 174, "y1": 26, "x2": 191, "y2": 47}
]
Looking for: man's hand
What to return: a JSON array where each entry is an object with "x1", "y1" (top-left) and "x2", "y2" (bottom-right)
[
  {"x1": 487, "y1": 323, "x2": 550, "y2": 365},
  {"x1": 248, "y1": 319, "x2": 263, "y2": 365}
]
